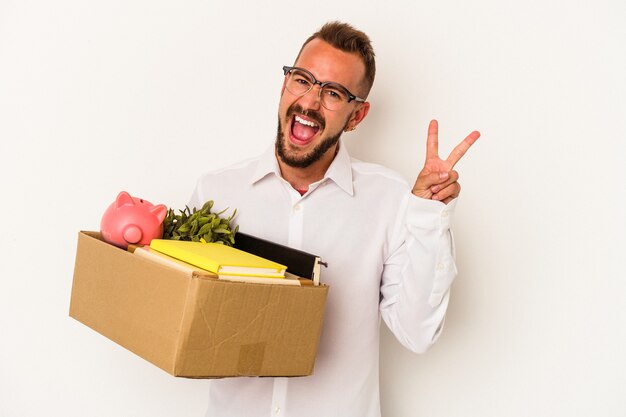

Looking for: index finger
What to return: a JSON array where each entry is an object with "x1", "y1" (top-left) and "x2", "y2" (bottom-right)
[
  {"x1": 446, "y1": 130, "x2": 480, "y2": 168},
  {"x1": 426, "y1": 119, "x2": 439, "y2": 160}
]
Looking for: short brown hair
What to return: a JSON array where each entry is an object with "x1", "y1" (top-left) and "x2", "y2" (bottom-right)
[{"x1": 296, "y1": 21, "x2": 376, "y2": 97}]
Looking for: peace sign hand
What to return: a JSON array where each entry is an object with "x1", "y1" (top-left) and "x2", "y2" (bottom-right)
[{"x1": 411, "y1": 120, "x2": 480, "y2": 204}]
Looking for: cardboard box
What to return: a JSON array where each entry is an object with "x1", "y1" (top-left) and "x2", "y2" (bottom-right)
[{"x1": 69, "y1": 231, "x2": 328, "y2": 378}]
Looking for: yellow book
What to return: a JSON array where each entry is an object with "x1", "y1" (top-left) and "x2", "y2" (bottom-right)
[
  {"x1": 133, "y1": 246, "x2": 304, "y2": 285},
  {"x1": 149, "y1": 239, "x2": 287, "y2": 278}
]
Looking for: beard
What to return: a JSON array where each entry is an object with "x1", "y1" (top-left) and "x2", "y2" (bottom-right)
[{"x1": 275, "y1": 104, "x2": 349, "y2": 169}]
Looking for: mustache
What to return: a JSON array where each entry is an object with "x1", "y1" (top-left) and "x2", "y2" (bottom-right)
[{"x1": 287, "y1": 104, "x2": 325, "y2": 130}]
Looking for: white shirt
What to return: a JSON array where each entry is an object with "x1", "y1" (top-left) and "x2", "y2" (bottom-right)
[{"x1": 189, "y1": 141, "x2": 458, "y2": 417}]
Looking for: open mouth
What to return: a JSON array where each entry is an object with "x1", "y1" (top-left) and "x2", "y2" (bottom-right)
[{"x1": 290, "y1": 114, "x2": 321, "y2": 145}]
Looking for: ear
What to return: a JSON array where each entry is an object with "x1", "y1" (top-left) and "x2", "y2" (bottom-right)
[
  {"x1": 150, "y1": 204, "x2": 168, "y2": 224},
  {"x1": 115, "y1": 191, "x2": 135, "y2": 208},
  {"x1": 345, "y1": 101, "x2": 371, "y2": 132}
]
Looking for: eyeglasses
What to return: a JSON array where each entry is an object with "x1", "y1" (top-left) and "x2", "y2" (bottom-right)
[{"x1": 282, "y1": 66, "x2": 366, "y2": 111}]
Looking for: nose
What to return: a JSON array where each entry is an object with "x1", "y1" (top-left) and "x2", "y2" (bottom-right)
[{"x1": 297, "y1": 84, "x2": 323, "y2": 110}]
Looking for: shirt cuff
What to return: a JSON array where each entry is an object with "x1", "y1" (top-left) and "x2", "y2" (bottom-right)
[{"x1": 406, "y1": 194, "x2": 458, "y2": 231}]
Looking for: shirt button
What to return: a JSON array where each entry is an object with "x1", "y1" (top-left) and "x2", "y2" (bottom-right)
[
  {"x1": 441, "y1": 211, "x2": 449, "y2": 218},
  {"x1": 275, "y1": 406, "x2": 281, "y2": 414},
  {"x1": 436, "y1": 263, "x2": 445, "y2": 271},
  {"x1": 294, "y1": 204, "x2": 301, "y2": 211}
]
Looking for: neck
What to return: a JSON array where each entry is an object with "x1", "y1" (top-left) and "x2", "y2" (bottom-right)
[{"x1": 276, "y1": 144, "x2": 338, "y2": 191}]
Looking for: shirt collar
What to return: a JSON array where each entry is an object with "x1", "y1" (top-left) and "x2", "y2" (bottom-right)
[
  {"x1": 250, "y1": 140, "x2": 354, "y2": 196},
  {"x1": 250, "y1": 144, "x2": 282, "y2": 184},
  {"x1": 322, "y1": 140, "x2": 354, "y2": 196}
]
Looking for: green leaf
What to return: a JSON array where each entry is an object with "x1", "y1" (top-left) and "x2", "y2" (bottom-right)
[
  {"x1": 198, "y1": 223, "x2": 213, "y2": 235},
  {"x1": 160, "y1": 199, "x2": 237, "y2": 246}
]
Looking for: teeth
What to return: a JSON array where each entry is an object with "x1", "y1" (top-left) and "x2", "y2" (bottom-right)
[{"x1": 295, "y1": 115, "x2": 318, "y2": 127}]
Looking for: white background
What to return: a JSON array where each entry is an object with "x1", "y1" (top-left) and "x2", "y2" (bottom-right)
[{"x1": 1, "y1": 1, "x2": 625, "y2": 416}]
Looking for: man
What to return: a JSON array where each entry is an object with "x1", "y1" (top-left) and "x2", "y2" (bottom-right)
[{"x1": 189, "y1": 21, "x2": 479, "y2": 417}]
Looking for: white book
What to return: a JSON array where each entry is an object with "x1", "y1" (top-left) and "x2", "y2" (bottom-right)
[
  {"x1": 218, "y1": 272, "x2": 302, "y2": 286},
  {"x1": 133, "y1": 246, "x2": 216, "y2": 276}
]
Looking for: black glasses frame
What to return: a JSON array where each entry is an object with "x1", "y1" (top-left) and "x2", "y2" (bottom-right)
[{"x1": 282, "y1": 66, "x2": 366, "y2": 104}]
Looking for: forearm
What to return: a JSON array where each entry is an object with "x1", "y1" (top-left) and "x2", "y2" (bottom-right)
[{"x1": 380, "y1": 195, "x2": 457, "y2": 353}]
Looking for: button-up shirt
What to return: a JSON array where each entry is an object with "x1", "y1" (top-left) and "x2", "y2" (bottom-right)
[{"x1": 189, "y1": 140, "x2": 457, "y2": 417}]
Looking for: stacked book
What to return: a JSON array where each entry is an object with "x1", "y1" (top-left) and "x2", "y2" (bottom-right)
[{"x1": 132, "y1": 233, "x2": 323, "y2": 286}]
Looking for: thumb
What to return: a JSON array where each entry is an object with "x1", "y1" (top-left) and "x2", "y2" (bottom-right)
[{"x1": 412, "y1": 170, "x2": 450, "y2": 198}]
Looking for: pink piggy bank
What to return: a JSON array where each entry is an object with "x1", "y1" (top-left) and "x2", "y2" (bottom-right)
[{"x1": 100, "y1": 191, "x2": 168, "y2": 249}]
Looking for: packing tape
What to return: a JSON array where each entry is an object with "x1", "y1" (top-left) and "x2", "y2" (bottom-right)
[{"x1": 237, "y1": 342, "x2": 266, "y2": 375}]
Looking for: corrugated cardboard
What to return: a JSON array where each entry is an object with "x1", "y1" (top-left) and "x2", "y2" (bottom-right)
[{"x1": 69, "y1": 231, "x2": 328, "y2": 378}]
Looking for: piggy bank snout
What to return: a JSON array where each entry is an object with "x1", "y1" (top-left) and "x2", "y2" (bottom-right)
[{"x1": 123, "y1": 225, "x2": 143, "y2": 244}]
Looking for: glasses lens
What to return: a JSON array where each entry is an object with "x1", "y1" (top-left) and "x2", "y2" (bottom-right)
[
  {"x1": 320, "y1": 83, "x2": 350, "y2": 111},
  {"x1": 285, "y1": 69, "x2": 313, "y2": 96},
  {"x1": 283, "y1": 67, "x2": 353, "y2": 111}
]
